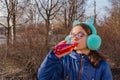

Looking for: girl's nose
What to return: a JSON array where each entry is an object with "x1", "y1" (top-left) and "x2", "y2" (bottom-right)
[
  {"x1": 73, "y1": 37, "x2": 79, "y2": 41},
  {"x1": 71, "y1": 37, "x2": 79, "y2": 43}
]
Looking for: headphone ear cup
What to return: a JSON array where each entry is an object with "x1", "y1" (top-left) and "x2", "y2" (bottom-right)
[{"x1": 87, "y1": 34, "x2": 102, "y2": 50}]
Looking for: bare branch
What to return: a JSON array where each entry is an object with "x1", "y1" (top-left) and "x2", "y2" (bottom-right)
[
  {"x1": 35, "y1": 0, "x2": 47, "y2": 21},
  {"x1": 50, "y1": 5, "x2": 62, "y2": 19},
  {"x1": 77, "y1": 9, "x2": 85, "y2": 19},
  {"x1": 0, "y1": 23, "x2": 7, "y2": 29},
  {"x1": 49, "y1": 0, "x2": 58, "y2": 12},
  {"x1": 39, "y1": 0, "x2": 46, "y2": 11}
]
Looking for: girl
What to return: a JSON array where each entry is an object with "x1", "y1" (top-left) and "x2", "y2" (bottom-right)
[{"x1": 37, "y1": 19, "x2": 113, "y2": 80}]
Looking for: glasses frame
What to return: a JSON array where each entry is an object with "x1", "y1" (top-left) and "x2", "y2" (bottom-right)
[{"x1": 69, "y1": 31, "x2": 87, "y2": 40}]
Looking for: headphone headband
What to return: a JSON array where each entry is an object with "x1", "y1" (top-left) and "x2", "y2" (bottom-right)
[
  {"x1": 82, "y1": 22, "x2": 97, "y2": 34},
  {"x1": 72, "y1": 18, "x2": 97, "y2": 34}
]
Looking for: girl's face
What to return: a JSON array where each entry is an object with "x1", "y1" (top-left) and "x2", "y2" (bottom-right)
[{"x1": 70, "y1": 25, "x2": 88, "y2": 50}]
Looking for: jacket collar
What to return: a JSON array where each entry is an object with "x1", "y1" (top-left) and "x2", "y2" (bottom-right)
[{"x1": 69, "y1": 50, "x2": 89, "y2": 61}]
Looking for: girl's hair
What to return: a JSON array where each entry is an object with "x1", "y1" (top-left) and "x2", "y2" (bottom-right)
[
  {"x1": 88, "y1": 51, "x2": 106, "y2": 67},
  {"x1": 76, "y1": 23, "x2": 105, "y2": 67}
]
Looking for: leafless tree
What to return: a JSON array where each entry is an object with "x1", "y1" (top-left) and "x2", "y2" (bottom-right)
[
  {"x1": 105, "y1": 0, "x2": 120, "y2": 33},
  {"x1": 59, "y1": 0, "x2": 87, "y2": 33},
  {"x1": 0, "y1": 0, "x2": 29, "y2": 61},
  {"x1": 0, "y1": 0, "x2": 11, "y2": 45},
  {"x1": 102, "y1": 0, "x2": 120, "y2": 67},
  {"x1": 0, "y1": 0, "x2": 18, "y2": 44},
  {"x1": 35, "y1": 0, "x2": 62, "y2": 46}
]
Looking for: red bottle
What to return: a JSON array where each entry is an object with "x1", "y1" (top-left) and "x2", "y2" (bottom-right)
[{"x1": 54, "y1": 43, "x2": 78, "y2": 57}]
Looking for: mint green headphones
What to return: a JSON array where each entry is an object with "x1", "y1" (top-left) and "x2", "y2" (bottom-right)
[{"x1": 65, "y1": 18, "x2": 102, "y2": 50}]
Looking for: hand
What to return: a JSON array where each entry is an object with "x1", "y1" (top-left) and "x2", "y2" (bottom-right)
[{"x1": 54, "y1": 40, "x2": 77, "y2": 58}]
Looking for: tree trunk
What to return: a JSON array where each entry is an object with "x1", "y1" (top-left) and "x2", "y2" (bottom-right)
[
  {"x1": 13, "y1": 13, "x2": 16, "y2": 44},
  {"x1": 7, "y1": 28, "x2": 10, "y2": 46},
  {"x1": 45, "y1": 20, "x2": 50, "y2": 49},
  {"x1": 94, "y1": 0, "x2": 96, "y2": 26}
]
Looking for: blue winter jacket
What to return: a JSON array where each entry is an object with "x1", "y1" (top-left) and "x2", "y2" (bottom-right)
[{"x1": 37, "y1": 50, "x2": 113, "y2": 80}]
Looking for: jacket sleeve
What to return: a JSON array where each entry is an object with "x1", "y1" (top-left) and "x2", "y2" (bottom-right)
[
  {"x1": 101, "y1": 61, "x2": 113, "y2": 80},
  {"x1": 37, "y1": 50, "x2": 64, "y2": 80}
]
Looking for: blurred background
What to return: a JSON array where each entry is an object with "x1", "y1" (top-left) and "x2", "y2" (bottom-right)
[{"x1": 0, "y1": 0, "x2": 119, "y2": 80}]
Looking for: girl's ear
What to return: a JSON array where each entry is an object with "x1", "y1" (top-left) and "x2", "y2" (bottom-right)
[
  {"x1": 86, "y1": 18, "x2": 94, "y2": 25},
  {"x1": 72, "y1": 20, "x2": 80, "y2": 27}
]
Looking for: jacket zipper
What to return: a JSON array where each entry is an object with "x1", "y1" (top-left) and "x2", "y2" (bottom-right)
[
  {"x1": 66, "y1": 74, "x2": 69, "y2": 80},
  {"x1": 78, "y1": 55, "x2": 84, "y2": 80}
]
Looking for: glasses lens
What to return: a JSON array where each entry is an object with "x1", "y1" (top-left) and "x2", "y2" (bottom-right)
[{"x1": 70, "y1": 32, "x2": 85, "y2": 39}]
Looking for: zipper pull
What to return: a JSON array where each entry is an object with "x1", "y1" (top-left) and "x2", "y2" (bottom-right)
[
  {"x1": 91, "y1": 78, "x2": 94, "y2": 80},
  {"x1": 81, "y1": 54, "x2": 85, "y2": 59}
]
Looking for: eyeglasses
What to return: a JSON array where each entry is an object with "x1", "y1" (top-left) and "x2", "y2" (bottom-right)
[{"x1": 69, "y1": 32, "x2": 87, "y2": 40}]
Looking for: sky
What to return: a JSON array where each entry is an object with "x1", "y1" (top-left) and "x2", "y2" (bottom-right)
[
  {"x1": 85, "y1": 0, "x2": 112, "y2": 18},
  {"x1": 0, "y1": 0, "x2": 112, "y2": 22}
]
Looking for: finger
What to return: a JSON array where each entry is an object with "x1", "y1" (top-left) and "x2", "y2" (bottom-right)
[{"x1": 58, "y1": 40, "x2": 66, "y2": 45}]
